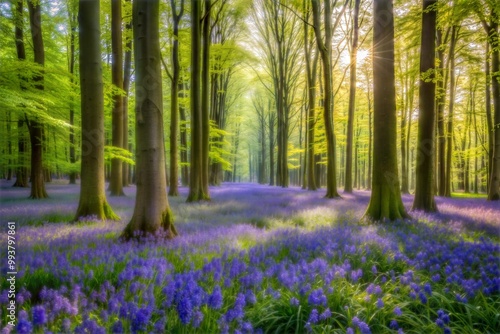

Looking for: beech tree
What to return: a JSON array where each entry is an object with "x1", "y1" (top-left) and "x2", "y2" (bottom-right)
[
  {"x1": 27, "y1": 0, "x2": 48, "y2": 199},
  {"x1": 122, "y1": 0, "x2": 177, "y2": 238},
  {"x1": 311, "y1": 0, "x2": 343, "y2": 198},
  {"x1": 365, "y1": 0, "x2": 408, "y2": 220},
  {"x1": 413, "y1": 0, "x2": 437, "y2": 212},
  {"x1": 75, "y1": 0, "x2": 118, "y2": 220},
  {"x1": 109, "y1": 0, "x2": 125, "y2": 196}
]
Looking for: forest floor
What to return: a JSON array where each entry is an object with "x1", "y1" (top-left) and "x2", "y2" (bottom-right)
[{"x1": 0, "y1": 180, "x2": 499, "y2": 333}]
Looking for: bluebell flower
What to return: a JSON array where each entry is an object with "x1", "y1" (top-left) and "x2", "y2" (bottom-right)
[
  {"x1": 111, "y1": 321, "x2": 123, "y2": 334},
  {"x1": 16, "y1": 320, "x2": 33, "y2": 334},
  {"x1": 308, "y1": 309, "x2": 319, "y2": 324},
  {"x1": 32, "y1": 306, "x2": 47, "y2": 326},
  {"x1": 444, "y1": 327, "x2": 452, "y2": 334},
  {"x1": 394, "y1": 307, "x2": 402, "y2": 316},
  {"x1": 346, "y1": 328, "x2": 354, "y2": 334},
  {"x1": 390, "y1": 320, "x2": 399, "y2": 330},
  {"x1": 131, "y1": 307, "x2": 151, "y2": 333},
  {"x1": 290, "y1": 297, "x2": 300, "y2": 306},
  {"x1": 208, "y1": 286, "x2": 223, "y2": 310},
  {"x1": 192, "y1": 310, "x2": 204, "y2": 328},
  {"x1": 320, "y1": 308, "x2": 332, "y2": 321},
  {"x1": 418, "y1": 292, "x2": 427, "y2": 304},
  {"x1": 308, "y1": 289, "x2": 327, "y2": 307},
  {"x1": 376, "y1": 298, "x2": 384, "y2": 309},
  {"x1": 177, "y1": 297, "x2": 193, "y2": 325}
]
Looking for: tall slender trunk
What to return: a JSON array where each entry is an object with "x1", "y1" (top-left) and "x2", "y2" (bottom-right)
[
  {"x1": 109, "y1": 0, "x2": 124, "y2": 196},
  {"x1": 68, "y1": 9, "x2": 77, "y2": 185},
  {"x1": 445, "y1": 26, "x2": 458, "y2": 197},
  {"x1": 269, "y1": 113, "x2": 275, "y2": 186},
  {"x1": 27, "y1": 0, "x2": 47, "y2": 199},
  {"x1": 12, "y1": 0, "x2": 29, "y2": 188},
  {"x1": 168, "y1": 0, "x2": 184, "y2": 196},
  {"x1": 200, "y1": 0, "x2": 211, "y2": 198},
  {"x1": 311, "y1": 0, "x2": 340, "y2": 198},
  {"x1": 344, "y1": 0, "x2": 360, "y2": 193},
  {"x1": 187, "y1": 0, "x2": 203, "y2": 202},
  {"x1": 412, "y1": 0, "x2": 437, "y2": 211},
  {"x1": 436, "y1": 28, "x2": 448, "y2": 196},
  {"x1": 122, "y1": 6, "x2": 132, "y2": 187}
]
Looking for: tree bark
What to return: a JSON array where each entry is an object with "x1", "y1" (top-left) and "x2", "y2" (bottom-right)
[
  {"x1": 444, "y1": 26, "x2": 458, "y2": 197},
  {"x1": 484, "y1": 11, "x2": 500, "y2": 200},
  {"x1": 187, "y1": 0, "x2": 204, "y2": 202},
  {"x1": 122, "y1": 5, "x2": 132, "y2": 187},
  {"x1": 68, "y1": 7, "x2": 77, "y2": 185},
  {"x1": 436, "y1": 28, "x2": 448, "y2": 196},
  {"x1": 200, "y1": 0, "x2": 211, "y2": 199},
  {"x1": 311, "y1": 0, "x2": 340, "y2": 199},
  {"x1": 412, "y1": 0, "x2": 437, "y2": 212},
  {"x1": 12, "y1": 0, "x2": 29, "y2": 188},
  {"x1": 122, "y1": 0, "x2": 177, "y2": 239},
  {"x1": 27, "y1": 0, "x2": 48, "y2": 199},
  {"x1": 75, "y1": 0, "x2": 118, "y2": 220},
  {"x1": 344, "y1": 0, "x2": 360, "y2": 193},
  {"x1": 109, "y1": 0, "x2": 125, "y2": 196},
  {"x1": 168, "y1": 0, "x2": 184, "y2": 196},
  {"x1": 365, "y1": 0, "x2": 408, "y2": 221}
]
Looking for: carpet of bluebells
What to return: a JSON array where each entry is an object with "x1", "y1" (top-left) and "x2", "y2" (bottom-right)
[{"x1": 0, "y1": 180, "x2": 499, "y2": 333}]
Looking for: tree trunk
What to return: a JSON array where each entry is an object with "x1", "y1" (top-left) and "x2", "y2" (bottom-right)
[
  {"x1": 122, "y1": 0, "x2": 177, "y2": 239},
  {"x1": 187, "y1": 0, "x2": 203, "y2": 202},
  {"x1": 304, "y1": 7, "x2": 318, "y2": 191},
  {"x1": 200, "y1": 0, "x2": 211, "y2": 199},
  {"x1": 365, "y1": 0, "x2": 408, "y2": 221},
  {"x1": 75, "y1": 0, "x2": 118, "y2": 220},
  {"x1": 180, "y1": 94, "x2": 189, "y2": 186},
  {"x1": 109, "y1": 0, "x2": 125, "y2": 196},
  {"x1": 269, "y1": 113, "x2": 275, "y2": 186},
  {"x1": 68, "y1": 8, "x2": 77, "y2": 185},
  {"x1": 27, "y1": 0, "x2": 47, "y2": 199},
  {"x1": 122, "y1": 7, "x2": 132, "y2": 187},
  {"x1": 311, "y1": 0, "x2": 340, "y2": 199},
  {"x1": 168, "y1": 0, "x2": 184, "y2": 196},
  {"x1": 344, "y1": 0, "x2": 360, "y2": 193},
  {"x1": 486, "y1": 15, "x2": 500, "y2": 200},
  {"x1": 436, "y1": 28, "x2": 448, "y2": 196},
  {"x1": 412, "y1": 0, "x2": 437, "y2": 212},
  {"x1": 12, "y1": 0, "x2": 29, "y2": 188},
  {"x1": 444, "y1": 26, "x2": 458, "y2": 197}
]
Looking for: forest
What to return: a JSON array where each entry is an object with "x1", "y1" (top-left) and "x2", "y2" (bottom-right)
[{"x1": 0, "y1": 0, "x2": 499, "y2": 333}]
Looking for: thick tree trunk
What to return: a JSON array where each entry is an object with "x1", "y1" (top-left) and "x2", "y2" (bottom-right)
[
  {"x1": 75, "y1": 0, "x2": 117, "y2": 220},
  {"x1": 412, "y1": 0, "x2": 437, "y2": 212},
  {"x1": 344, "y1": 0, "x2": 360, "y2": 193},
  {"x1": 187, "y1": 0, "x2": 204, "y2": 202},
  {"x1": 365, "y1": 0, "x2": 408, "y2": 221},
  {"x1": 122, "y1": 0, "x2": 177, "y2": 239},
  {"x1": 27, "y1": 0, "x2": 47, "y2": 199},
  {"x1": 109, "y1": 0, "x2": 125, "y2": 196},
  {"x1": 168, "y1": 0, "x2": 184, "y2": 196}
]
